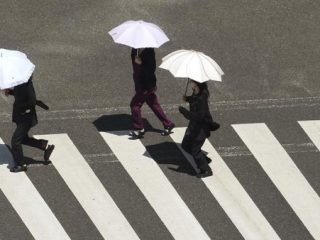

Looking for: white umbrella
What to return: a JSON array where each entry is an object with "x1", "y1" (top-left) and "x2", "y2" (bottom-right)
[
  {"x1": 108, "y1": 20, "x2": 169, "y2": 48},
  {"x1": 0, "y1": 49, "x2": 35, "y2": 90},
  {"x1": 159, "y1": 49, "x2": 224, "y2": 83}
]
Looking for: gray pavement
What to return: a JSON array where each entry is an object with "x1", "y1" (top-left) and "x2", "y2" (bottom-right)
[{"x1": 0, "y1": 1, "x2": 320, "y2": 240}]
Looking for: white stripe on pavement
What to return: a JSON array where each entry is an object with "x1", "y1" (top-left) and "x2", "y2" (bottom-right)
[
  {"x1": 100, "y1": 131, "x2": 210, "y2": 240},
  {"x1": 0, "y1": 138, "x2": 71, "y2": 240},
  {"x1": 35, "y1": 134, "x2": 139, "y2": 240},
  {"x1": 170, "y1": 128, "x2": 280, "y2": 240},
  {"x1": 232, "y1": 123, "x2": 320, "y2": 240},
  {"x1": 298, "y1": 120, "x2": 320, "y2": 151}
]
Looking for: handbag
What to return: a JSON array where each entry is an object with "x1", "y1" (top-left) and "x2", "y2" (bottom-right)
[
  {"x1": 208, "y1": 121, "x2": 220, "y2": 131},
  {"x1": 203, "y1": 116, "x2": 220, "y2": 131}
]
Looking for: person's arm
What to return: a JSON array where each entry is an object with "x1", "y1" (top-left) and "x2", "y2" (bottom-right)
[
  {"x1": 179, "y1": 93, "x2": 208, "y2": 121},
  {"x1": 4, "y1": 89, "x2": 14, "y2": 96},
  {"x1": 183, "y1": 95, "x2": 192, "y2": 103}
]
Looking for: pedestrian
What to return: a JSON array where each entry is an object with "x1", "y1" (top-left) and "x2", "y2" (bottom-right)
[
  {"x1": 178, "y1": 80, "x2": 219, "y2": 178},
  {"x1": 129, "y1": 48, "x2": 175, "y2": 138},
  {"x1": 4, "y1": 75, "x2": 55, "y2": 172}
]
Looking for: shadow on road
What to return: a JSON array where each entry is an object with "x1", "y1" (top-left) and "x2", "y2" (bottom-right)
[
  {"x1": 24, "y1": 157, "x2": 51, "y2": 166},
  {"x1": 93, "y1": 114, "x2": 196, "y2": 175},
  {"x1": 144, "y1": 141, "x2": 196, "y2": 176},
  {"x1": 92, "y1": 113, "x2": 162, "y2": 133},
  {"x1": 0, "y1": 144, "x2": 15, "y2": 169}
]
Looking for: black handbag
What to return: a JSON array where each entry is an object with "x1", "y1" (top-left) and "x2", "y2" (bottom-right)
[{"x1": 208, "y1": 121, "x2": 220, "y2": 131}]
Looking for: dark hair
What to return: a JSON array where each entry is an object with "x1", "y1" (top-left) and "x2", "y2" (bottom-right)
[{"x1": 192, "y1": 80, "x2": 210, "y2": 97}]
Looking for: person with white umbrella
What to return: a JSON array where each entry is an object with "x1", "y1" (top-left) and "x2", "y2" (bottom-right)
[
  {"x1": 159, "y1": 49, "x2": 223, "y2": 177},
  {"x1": 128, "y1": 47, "x2": 175, "y2": 138},
  {"x1": 109, "y1": 20, "x2": 175, "y2": 138},
  {"x1": 178, "y1": 80, "x2": 219, "y2": 178},
  {"x1": 3, "y1": 75, "x2": 55, "y2": 173},
  {"x1": 1, "y1": 49, "x2": 54, "y2": 172}
]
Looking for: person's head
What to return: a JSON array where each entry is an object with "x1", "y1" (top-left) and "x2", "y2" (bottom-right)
[{"x1": 190, "y1": 80, "x2": 209, "y2": 96}]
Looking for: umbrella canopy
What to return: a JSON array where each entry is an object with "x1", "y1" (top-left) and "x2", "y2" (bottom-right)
[
  {"x1": 0, "y1": 49, "x2": 35, "y2": 90},
  {"x1": 159, "y1": 49, "x2": 224, "y2": 83},
  {"x1": 108, "y1": 20, "x2": 169, "y2": 48}
]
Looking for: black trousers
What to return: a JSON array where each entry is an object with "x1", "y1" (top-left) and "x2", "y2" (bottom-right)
[
  {"x1": 181, "y1": 128, "x2": 211, "y2": 171},
  {"x1": 11, "y1": 123, "x2": 47, "y2": 166}
]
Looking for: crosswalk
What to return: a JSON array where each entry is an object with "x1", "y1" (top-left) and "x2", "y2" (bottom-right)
[
  {"x1": 0, "y1": 120, "x2": 320, "y2": 240},
  {"x1": 0, "y1": 139, "x2": 71, "y2": 240}
]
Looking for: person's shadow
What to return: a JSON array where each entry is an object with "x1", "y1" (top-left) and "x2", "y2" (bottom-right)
[
  {"x1": 24, "y1": 157, "x2": 51, "y2": 166},
  {"x1": 0, "y1": 144, "x2": 15, "y2": 169},
  {"x1": 144, "y1": 141, "x2": 197, "y2": 176},
  {"x1": 93, "y1": 113, "x2": 163, "y2": 137},
  {"x1": 93, "y1": 114, "x2": 197, "y2": 175}
]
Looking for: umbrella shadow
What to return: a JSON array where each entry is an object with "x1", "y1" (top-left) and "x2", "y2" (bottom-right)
[
  {"x1": 143, "y1": 141, "x2": 197, "y2": 176},
  {"x1": 93, "y1": 113, "x2": 163, "y2": 135}
]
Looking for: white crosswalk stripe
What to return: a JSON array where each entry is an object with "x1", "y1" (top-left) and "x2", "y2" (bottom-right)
[
  {"x1": 298, "y1": 120, "x2": 320, "y2": 151},
  {"x1": 170, "y1": 127, "x2": 281, "y2": 240},
  {"x1": 0, "y1": 138, "x2": 71, "y2": 240},
  {"x1": 34, "y1": 134, "x2": 139, "y2": 240},
  {"x1": 100, "y1": 131, "x2": 210, "y2": 240},
  {"x1": 233, "y1": 123, "x2": 320, "y2": 240},
  {"x1": 1, "y1": 120, "x2": 319, "y2": 240}
]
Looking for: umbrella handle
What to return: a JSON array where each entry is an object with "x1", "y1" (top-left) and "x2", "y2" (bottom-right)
[{"x1": 184, "y1": 78, "x2": 190, "y2": 96}]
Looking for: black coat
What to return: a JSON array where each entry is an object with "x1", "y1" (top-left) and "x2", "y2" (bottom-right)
[
  {"x1": 131, "y1": 48, "x2": 157, "y2": 91},
  {"x1": 179, "y1": 91, "x2": 215, "y2": 139},
  {"x1": 12, "y1": 80, "x2": 38, "y2": 127}
]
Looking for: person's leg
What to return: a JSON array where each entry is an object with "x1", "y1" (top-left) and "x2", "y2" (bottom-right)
[
  {"x1": 22, "y1": 134, "x2": 55, "y2": 161},
  {"x1": 181, "y1": 129, "x2": 192, "y2": 154},
  {"x1": 129, "y1": 92, "x2": 147, "y2": 138},
  {"x1": 22, "y1": 135, "x2": 47, "y2": 150},
  {"x1": 130, "y1": 92, "x2": 146, "y2": 130},
  {"x1": 145, "y1": 90, "x2": 174, "y2": 133},
  {"x1": 191, "y1": 138, "x2": 210, "y2": 171},
  {"x1": 10, "y1": 124, "x2": 29, "y2": 171},
  {"x1": 190, "y1": 134, "x2": 212, "y2": 178}
]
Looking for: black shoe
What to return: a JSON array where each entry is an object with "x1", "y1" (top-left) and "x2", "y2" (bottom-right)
[
  {"x1": 10, "y1": 165, "x2": 27, "y2": 173},
  {"x1": 205, "y1": 156, "x2": 212, "y2": 164},
  {"x1": 44, "y1": 144, "x2": 55, "y2": 161},
  {"x1": 129, "y1": 129, "x2": 145, "y2": 139},
  {"x1": 196, "y1": 169, "x2": 213, "y2": 178},
  {"x1": 161, "y1": 123, "x2": 175, "y2": 136}
]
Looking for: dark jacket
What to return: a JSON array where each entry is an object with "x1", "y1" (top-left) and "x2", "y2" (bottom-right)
[
  {"x1": 179, "y1": 91, "x2": 215, "y2": 138},
  {"x1": 12, "y1": 79, "x2": 38, "y2": 127},
  {"x1": 131, "y1": 48, "x2": 157, "y2": 92}
]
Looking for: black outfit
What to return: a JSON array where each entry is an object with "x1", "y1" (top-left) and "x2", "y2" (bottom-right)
[
  {"x1": 10, "y1": 79, "x2": 47, "y2": 166},
  {"x1": 179, "y1": 90, "x2": 215, "y2": 173}
]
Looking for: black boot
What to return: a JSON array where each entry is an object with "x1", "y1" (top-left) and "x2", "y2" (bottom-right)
[
  {"x1": 161, "y1": 123, "x2": 175, "y2": 136},
  {"x1": 129, "y1": 129, "x2": 145, "y2": 139},
  {"x1": 196, "y1": 169, "x2": 213, "y2": 178},
  {"x1": 44, "y1": 144, "x2": 55, "y2": 161},
  {"x1": 205, "y1": 156, "x2": 212, "y2": 164},
  {"x1": 10, "y1": 165, "x2": 27, "y2": 173}
]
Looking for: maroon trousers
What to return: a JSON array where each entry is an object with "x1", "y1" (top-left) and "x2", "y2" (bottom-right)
[{"x1": 130, "y1": 87, "x2": 173, "y2": 130}]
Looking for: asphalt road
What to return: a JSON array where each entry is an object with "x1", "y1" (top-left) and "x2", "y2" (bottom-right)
[{"x1": 0, "y1": 1, "x2": 320, "y2": 240}]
